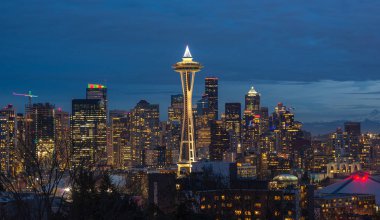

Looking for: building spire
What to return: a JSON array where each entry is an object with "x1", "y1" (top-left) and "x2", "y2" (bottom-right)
[
  {"x1": 248, "y1": 86, "x2": 259, "y2": 96},
  {"x1": 183, "y1": 45, "x2": 192, "y2": 58}
]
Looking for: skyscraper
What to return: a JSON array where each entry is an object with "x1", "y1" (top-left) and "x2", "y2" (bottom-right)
[
  {"x1": 71, "y1": 99, "x2": 107, "y2": 166},
  {"x1": 209, "y1": 120, "x2": 229, "y2": 161},
  {"x1": 173, "y1": 46, "x2": 203, "y2": 175},
  {"x1": 224, "y1": 103, "x2": 241, "y2": 153},
  {"x1": 195, "y1": 94, "x2": 211, "y2": 160},
  {"x1": 168, "y1": 94, "x2": 183, "y2": 122},
  {"x1": 109, "y1": 110, "x2": 130, "y2": 169},
  {"x1": 344, "y1": 122, "x2": 361, "y2": 158},
  {"x1": 205, "y1": 77, "x2": 218, "y2": 120},
  {"x1": 130, "y1": 100, "x2": 160, "y2": 167},
  {"x1": 86, "y1": 84, "x2": 108, "y2": 120},
  {"x1": 54, "y1": 108, "x2": 70, "y2": 167},
  {"x1": 28, "y1": 103, "x2": 55, "y2": 158},
  {"x1": 0, "y1": 105, "x2": 16, "y2": 175},
  {"x1": 245, "y1": 86, "x2": 260, "y2": 114}
]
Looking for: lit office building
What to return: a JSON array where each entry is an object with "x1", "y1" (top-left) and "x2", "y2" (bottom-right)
[
  {"x1": 168, "y1": 94, "x2": 183, "y2": 122},
  {"x1": 344, "y1": 121, "x2": 361, "y2": 159},
  {"x1": 71, "y1": 99, "x2": 107, "y2": 166},
  {"x1": 223, "y1": 103, "x2": 241, "y2": 154},
  {"x1": 129, "y1": 100, "x2": 160, "y2": 167},
  {"x1": 209, "y1": 120, "x2": 229, "y2": 161},
  {"x1": 195, "y1": 94, "x2": 211, "y2": 160},
  {"x1": 0, "y1": 105, "x2": 16, "y2": 175},
  {"x1": 205, "y1": 77, "x2": 218, "y2": 120},
  {"x1": 109, "y1": 110, "x2": 131, "y2": 169},
  {"x1": 28, "y1": 103, "x2": 55, "y2": 159},
  {"x1": 86, "y1": 84, "x2": 108, "y2": 111}
]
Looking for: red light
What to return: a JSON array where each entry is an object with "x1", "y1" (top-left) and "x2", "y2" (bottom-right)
[
  {"x1": 254, "y1": 114, "x2": 261, "y2": 118},
  {"x1": 354, "y1": 175, "x2": 360, "y2": 180},
  {"x1": 362, "y1": 175, "x2": 368, "y2": 182}
]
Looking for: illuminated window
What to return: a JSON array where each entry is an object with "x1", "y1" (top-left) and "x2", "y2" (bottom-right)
[
  {"x1": 235, "y1": 210, "x2": 242, "y2": 215},
  {"x1": 221, "y1": 195, "x2": 225, "y2": 200},
  {"x1": 227, "y1": 203, "x2": 233, "y2": 208},
  {"x1": 214, "y1": 196, "x2": 219, "y2": 201},
  {"x1": 201, "y1": 197, "x2": 206, "y2": 202},
  {"x1": 274, "y1": 196, "x2": 281, "y2": 201},
  {"x1": 254, "y1": 203, "x2": 262, "y2": 208},
  {"x1": 200, "y1": 205, "x2": 206, "y2": 210},
  {"x1": 274, "y1": 211, "x2": 280, "y2": 216},
  {"x1": 244, "y1": 211, "x2": 251, "y2": 216},
  {"x1": 254, "y1": 210, "x2": 261, "y2": 215}
]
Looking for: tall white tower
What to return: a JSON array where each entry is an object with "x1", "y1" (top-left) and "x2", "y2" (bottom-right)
[{"x1": 173, "y1": 46, "x2": 203, "y2": 176}]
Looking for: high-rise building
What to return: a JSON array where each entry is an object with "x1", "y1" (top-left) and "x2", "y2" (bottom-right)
[
  {"x1": 168, "y1": 94, "x2": 183, "y2": 122},
  {"x1": 86, "y1": 84, "x2": 108, "y2": 120},
  {"x1": 28, "y1": 103, "x2": 55, "y2": 158},
  {"x1": 224, "y1": 103, "x2": 241, "y2": 153},
  {"x1": 195, "y1": 94, "x2": 211, "y2": 160},
  {"x1": 0, "y1": 105, "x2": 16, "y2": 174},
  {"x1": 55, "y1": 108, "x2": 70, "y2": 145},
  {"x1": 130, "y1": 100, "x2": 160, "y2": 167},
  {"x1": 173, "y1": 46, "x2": 203, "y2": 175},
  {"x1": 205, "y1": 77, "x2": 218, "y2": 120},
  {"x1": 109, "y1": 110, "x2": 131, "y2": 169},
  {"x1": 209, "y1": 120, "x2": 229, "y2": 161},
  {"x1": 245, "y1": 86, "x2": 260, "y2": 114},
  {"x1": 344, "y1": 122, "x2": 361, "y2": 158},
  {"x1": 54, "y1": 108, "x2": 70, "y2": 168},
  {"x1": 71, "y1": 99, "x2": 107, "y2": 166},
  {"x1": 196, "y1": 94, "x2": 209, "y2": 116}
]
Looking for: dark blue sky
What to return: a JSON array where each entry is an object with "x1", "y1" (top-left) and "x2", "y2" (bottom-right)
[{"x1": 1, "y1": 0, "x2": 380, "y2": 122}]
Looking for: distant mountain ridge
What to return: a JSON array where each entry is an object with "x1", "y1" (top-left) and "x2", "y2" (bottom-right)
[
  {"x1": 302, "y1": 109, "x2": 380, "y2": 135},
  {"x1": 303, "y1": 119, "x2": 380, "y2": 136}
]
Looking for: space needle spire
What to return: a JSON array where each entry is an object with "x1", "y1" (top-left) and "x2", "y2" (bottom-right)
[{"x1": 173, "y1": 46, "x2": 203, "y2": 176}]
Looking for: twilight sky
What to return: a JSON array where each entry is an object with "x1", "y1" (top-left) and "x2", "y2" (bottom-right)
[{"x1": 1, "y1": 0, "x2": 380, "y2": 122}]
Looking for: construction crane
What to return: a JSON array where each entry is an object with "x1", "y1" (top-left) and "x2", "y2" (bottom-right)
[{"x1": 13, "y1": 91, "x2": 38, "y2": 106}]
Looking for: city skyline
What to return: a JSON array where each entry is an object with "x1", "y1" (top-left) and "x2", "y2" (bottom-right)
[{"x1": 2, "y1": 0, "x2": 380, "y2": 122}]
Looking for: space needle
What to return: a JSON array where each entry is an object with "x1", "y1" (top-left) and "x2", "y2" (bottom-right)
[{"x1": 173, "y1": 46, "x2": 203, "y2": 176}]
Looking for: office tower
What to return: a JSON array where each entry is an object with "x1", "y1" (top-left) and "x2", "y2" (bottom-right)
[
  {"x1": 242, "y1": 87, "x2": 261, "y2": 153},
  {"x1": 109, "y1": 110, "x2": 131, "y2": 169},
  {"x1": 71, "y1": 99, "x2": 107, "y2": 166},
  {"x1": 344, "y1": 122, "x2": 361, "y2": 158},
  {"x1": 0, "y1": 105, "x2": 16, "y2": 174},
  {"x1": 130, "y1": 100, "x2": 160, "y2": 167},
  {"x1": 245, "y1": 86, "x2": 260, "y2": 114},
  {"x1": 173, "y1": 46, "x2": 203, "y2": 175},
  {"x1": 168, "y1": 94, "x2": 183, "y2": 122},
  {"x1": 54, "y1": 108, "x2": 70, "y2": 167},
  {"x1": 259, "y1": 107, "x2": 269, "y2": 134},
  {"x1": 55, "y1": 108, "x2": 70, "y2": 145},
  {"x1": 195, "y1": 94, "x2": 211, "y2": 160},
  {"x1": 28, "y1": 103, "x2": 55, "y2": 158},
  {"x1": 86, "y1": 84, "x2": 108, "y2": 120},
  {"x1": 209, "y1": 120, "x2": 229, "y2": 161},
  {"x1": 196, "y1": 94, "x2": 209, "y2": 116},
  {"x1": 330, "y1": 128, "x2": 346, "y2": 159},
  {"x1": 224, "y1": 103, "x2": 241, "y2": 153},
  {"x1": 205, "y1": 77, "x2": 218, "y2": 120}
]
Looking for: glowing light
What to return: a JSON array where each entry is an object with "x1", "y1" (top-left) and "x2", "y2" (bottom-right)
[
  {"x1": 183, "y1": 45, "x2": 192, "y2": 58},
  {"x1": 88, "y1": 84, "x2": 106, "y2": 89}
]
